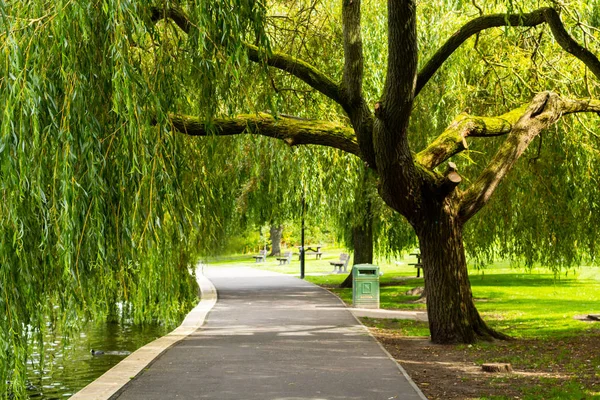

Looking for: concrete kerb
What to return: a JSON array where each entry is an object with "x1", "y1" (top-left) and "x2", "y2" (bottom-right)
[
  {"x1": 350, "y1": 307, "x2": 428, "y2": 321},
  {"x1": 308, "y1": 280, "x2": 429, "y2": 400},
  {"x1": 70, "y1": 263, "x2": 217, "y2": 400}
]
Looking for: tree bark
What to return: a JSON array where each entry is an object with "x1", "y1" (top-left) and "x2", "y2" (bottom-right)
[
  {"x1": 416, "y1": 204, "x2": 510, "y2": 343},
  {"x1": 269, "y1": 225, "x2": 283, "y2": 256},
  {"x1": 352, "y1": 223, "x2": 373, "y2": 265},
  {"x1": 340, "y1": 167, "x2": 374, "y2": 289},
  {"x1": 340, "y1": 220, "x2": 373, "y2": 288}
]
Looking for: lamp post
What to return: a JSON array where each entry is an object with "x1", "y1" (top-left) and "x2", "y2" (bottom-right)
[{"x1": 300, "y1": 192, "x2": 305, "y2": 279}]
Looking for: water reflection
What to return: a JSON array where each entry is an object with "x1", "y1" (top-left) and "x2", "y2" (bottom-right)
[{"x1": 25, "y1": 321, "x2": 168, "y2": 399}]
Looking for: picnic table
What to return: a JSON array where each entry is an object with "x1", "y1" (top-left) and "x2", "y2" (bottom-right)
[
  {"x1": 409, "y1": 252, "x2": 422, "y2": 277},
  {"x1": 296, "y1": 245, "x2": 323, "y2": 260}
]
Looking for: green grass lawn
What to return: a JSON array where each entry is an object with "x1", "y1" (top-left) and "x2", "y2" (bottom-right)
[
  {"x1": 470, "y1": 265, "x2": 600, "y2": 339},
  {"x1": 205, "y1": 250, "x2": 600, "y2": 339}
]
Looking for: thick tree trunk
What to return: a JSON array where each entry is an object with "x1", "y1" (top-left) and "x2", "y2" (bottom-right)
[
  {"x1": 417, "y1": 210, "x2": 510, "y2": 344},
  {"x1": 340, "y1": 168, "x2": 374, "y2": 289},
  {"x1": 340, "y1": 221, "x2": 373, "y2": 288},
  {"x1": 352, "y1": 222, "x2": 373, "y2": 264},
  {"x1": 269, "y1": 225, "x2": 283, "y2": 256}
]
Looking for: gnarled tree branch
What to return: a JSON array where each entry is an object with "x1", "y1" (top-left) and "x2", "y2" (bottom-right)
[
  {"x1": 149, "y1": 6, "x2": 344, "y2": 107},
  {"x1": 245, "y1": 44, "x2": 344, "y2": 106},
  {"x1": 150, "y1": 5, "x2": 191, "y2": 32},
  {"x1": 458, "y1": 93, "x2": 600, "y2": 222},
  {"x1": 415, "y1": 106, "x2": 527, "y2": 169},
  {"x1": 544, "y1": 9, "x2": 600, "y2": 80},
  {"x1": 342, "y1": 0, "x2": 364, "y2": 106},
  {"x1": 416, "y1": 7, "x2": 600, "y2": 97},
  {"x1": 168, "y1": 113, "x2": 361, "y2": 157},
  {"x1": 381, "y1": 0, "x2": 418, "y2": 131},
  {"x1": 339, "y1": 0, "x2": 377, "y2": 170},
  {"x1": 416, "y1": 96, "x2": 600, "y2": 171}
]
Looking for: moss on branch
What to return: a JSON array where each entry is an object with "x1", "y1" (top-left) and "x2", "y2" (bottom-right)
[
  {"x1": 415, "y1": 107, "x2": 526, "y2": 170},
  {"x1": 169, "y1": 113, "x2": 361, "y2": 157},
  {"x1": 415, "y1": 95, "x2": 600, "y2": 206}
]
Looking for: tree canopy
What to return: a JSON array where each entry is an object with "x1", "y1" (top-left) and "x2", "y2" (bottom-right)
[{"x1": 2, "y1": 0, "x2": 600, "y2": 394}]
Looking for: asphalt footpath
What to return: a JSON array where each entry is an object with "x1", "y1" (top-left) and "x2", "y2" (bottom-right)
[{"x1": 111, "y1": 267, "x2": 427, "y2": 400}]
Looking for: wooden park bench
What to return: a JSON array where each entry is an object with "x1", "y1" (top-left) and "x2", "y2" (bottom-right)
[
  {"x1": 304, "y1": 250, "x2": 323, "y2": 260},
  {"x1": 253, "y1": 249, "x2": 267, "y2": 263},
  {"x1": 330, "y1": 253, "x2": 350, "y2": 273},
  {"x1": 276, "y1": 251, "x2": 292, "y2": 265},
  {"x1": 409, "y1": 252, "x2": 423, "y2": 277}
]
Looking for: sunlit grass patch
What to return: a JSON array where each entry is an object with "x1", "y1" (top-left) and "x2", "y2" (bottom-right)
[{"x1": 469, "y1": 263, "x2": 600, "y2": 338}]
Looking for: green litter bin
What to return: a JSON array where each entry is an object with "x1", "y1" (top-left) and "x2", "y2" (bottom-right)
[{"x1": 352, "y1": 264, "x2": 380, "y2": 309}]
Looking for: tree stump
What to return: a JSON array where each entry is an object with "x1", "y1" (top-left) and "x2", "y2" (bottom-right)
[{"x1": 482, "y1": 363, "x2": 513, "y2": 373}]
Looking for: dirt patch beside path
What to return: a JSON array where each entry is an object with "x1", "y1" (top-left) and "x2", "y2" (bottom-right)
[{"x1": 367, "y1": 326, "x2": 600, "y2": 399}]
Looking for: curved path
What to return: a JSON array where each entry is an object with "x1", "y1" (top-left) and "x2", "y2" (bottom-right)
[{"x1": 112, "y1": 267, "x2": 427, "y2": 399}]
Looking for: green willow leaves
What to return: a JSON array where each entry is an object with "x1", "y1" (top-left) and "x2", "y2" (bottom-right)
[{"x1": 0, "y1": 0, "x2": 269, "y2": 395}]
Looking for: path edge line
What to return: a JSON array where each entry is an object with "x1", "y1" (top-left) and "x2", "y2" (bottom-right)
[
  {"x1": 70, "y1": 263, "x2": 218, "y2": 400},
  {"x1": 309, "y1": 279, "x2": 429, "y2": 400}
]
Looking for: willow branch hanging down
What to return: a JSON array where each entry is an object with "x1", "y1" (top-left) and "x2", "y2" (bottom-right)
[
  {"x1": 416, "y1": 7, "x2": 600, "y2": 96},
  {"x1": 167, "y1": 113, "x2": 361, "y2": 157}
]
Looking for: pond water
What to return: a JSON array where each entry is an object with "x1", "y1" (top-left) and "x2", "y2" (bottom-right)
[{"x1": 24, "y1": 321, "x2": 169, "y2": 399}]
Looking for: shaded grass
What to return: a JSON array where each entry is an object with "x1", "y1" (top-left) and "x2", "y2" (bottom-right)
[
  {"x1": 469, "y1": 332, "x2": 600, "y2": 399},
  {"x1": 369, "y1": 322, "x2": 600, "y2": 400}
]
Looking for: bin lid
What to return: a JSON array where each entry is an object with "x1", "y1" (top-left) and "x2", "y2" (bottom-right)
[{"x1": 352, "y1": 264, "x2": 379, "y2": 275}]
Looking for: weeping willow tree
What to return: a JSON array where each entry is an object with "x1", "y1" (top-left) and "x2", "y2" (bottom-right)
[
  {"x1": 221, "y1": 2, "x2": 415, "y2": 264},
  {"x1": 0, "y1": 1, "x2": 274, "y2": 396},
  {"x1": 145, "y1": 0, "x2": 600, "y2": 345},
  {"x1": 197, "y1": 2, "x2": 384, "y2": 259},
  {"x1": 3, "y1": 2, "x2": 600, "y2": 395}
]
